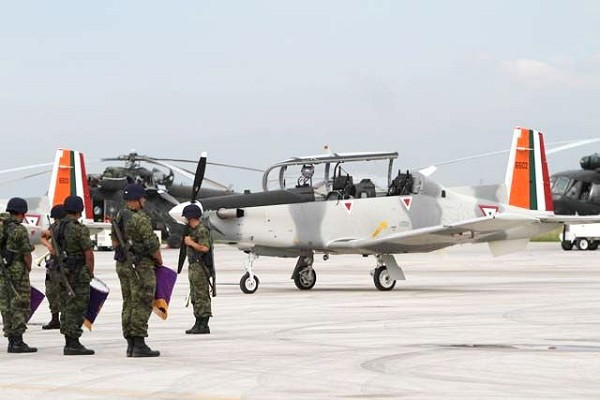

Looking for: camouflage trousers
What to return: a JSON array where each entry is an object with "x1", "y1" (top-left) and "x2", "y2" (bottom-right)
[
  {"x1": 59, "y1": 266, "x2": 91, "y2": 339},
  {"x1": 0, "y1": 263, "x2": 30, "y2": 337},
  {"x1": 116, "y1": 260, "x2": 155, "y2": 338},
  {"x1": 45, "y1": 269, "x2": 61, "y2": 314},
  {"x1": 189, "y1": 263, "x2": 212, "y2": 318}
]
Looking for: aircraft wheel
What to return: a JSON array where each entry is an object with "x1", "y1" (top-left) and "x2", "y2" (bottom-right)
[
  {"x1": 293, "y1": 265, "x2": 316, "y2": 290},
  {"x1": 589, "y1": 241, "x2": 599, "y2": 251},
  {"x1": 240, "y1": 272, "x2": 259, "y2": 294},
  {"x1": 577, "y1": 238, "x2": 590, "y2": 251},
  {"x1": 561, "y1": 241, "x2": 574, "y2": 251},
  {"x1": 373, "y1": 266, "x2": 396, "y2": 291}
]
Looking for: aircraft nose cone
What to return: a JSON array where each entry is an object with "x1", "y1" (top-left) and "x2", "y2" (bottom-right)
[{"x1": 169, "y1": 202, "x2": 189, "y2": 224}]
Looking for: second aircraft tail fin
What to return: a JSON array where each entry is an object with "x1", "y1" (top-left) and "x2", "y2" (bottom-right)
[
  {"x1": 47, "y1": 149, "x2": 93, "y2": 219},
  {"x1": 504, "y1": 127, "x2": 553, "y2": 212}
]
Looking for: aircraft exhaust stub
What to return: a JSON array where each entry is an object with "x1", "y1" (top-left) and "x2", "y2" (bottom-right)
[{"x1": 216, "y1": 208, "x2": 245, "y2": 219}]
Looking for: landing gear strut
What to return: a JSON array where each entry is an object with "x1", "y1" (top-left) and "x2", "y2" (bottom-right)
[
  {"x1": 240, "y1": 253, "x2": 260, "y2": 294},
  {"x1": 371, "y1": 254, "x2": 405, "y2": 291},
  {"x1": 291, "y1": 254, "x2": 316, "y2": 290}
]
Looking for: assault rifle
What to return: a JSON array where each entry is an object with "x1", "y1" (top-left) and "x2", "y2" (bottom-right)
[
  {"x1": 110, "y1": 219, "x2": 141, "y2": 280},
  {"x1": 50, "y1": 226, "x2": 76, "y2": 299}
]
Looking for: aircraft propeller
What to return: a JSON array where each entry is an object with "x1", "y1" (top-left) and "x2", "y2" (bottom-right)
[{"x1": 177, "y1": 152, "x2": 207, "y2": 274}]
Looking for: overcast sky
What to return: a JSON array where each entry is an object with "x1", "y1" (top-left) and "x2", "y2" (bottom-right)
[{"x1": 1, "y1": 1, "x2": 599, "y2": 197}]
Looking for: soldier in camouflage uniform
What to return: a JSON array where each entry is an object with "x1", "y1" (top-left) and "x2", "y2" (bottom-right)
[
  {"x1": 0, "y1": 197, "x2": 36, "y2": 353},
  {"x1": 39, "y1": 205, "x2": 66, "y2": 330},
  {"x1": 111, "y1": 183, "x2": 162, "y2": 357},
  {"x1": 182, "y1": 204, "x2": 213, "y2": 334},
  {"x1": 58, "y1": 196, "x2": 95, "y2": 355}
]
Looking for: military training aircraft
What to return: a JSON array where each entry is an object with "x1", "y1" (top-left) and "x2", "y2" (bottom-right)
[{"x1": 170, "y1": 127, "x2": 600, "y2": 293}]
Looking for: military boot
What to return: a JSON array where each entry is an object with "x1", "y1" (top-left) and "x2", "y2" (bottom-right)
[
  {"x1": 8, "y1": 335, "x2": 37, "y2": 353},
  {"x1": 131, "y1": 337, "x2": 160, "y2": 358},
  {"x1": 63, "y1": 337, "x2": 95, "y2": 356},
  {"x1": 6, "y1": 337, "x2": 15, "y2": 352},
  {"x1": 42, "y1": 313, "x2": 60, "y2": 330},
  {"x1": 186, "y1": 317, "x2": 210, "y2": 334},
  {"x1": 185, "y1": 318, "x2": 202, "y2": 334},
  {"x1": 126, "y1": 336, "x2": 134, "y2": 357}
]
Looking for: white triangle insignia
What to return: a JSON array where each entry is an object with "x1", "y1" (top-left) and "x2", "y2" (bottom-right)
[
  {"x1": 479, "y1": 205, "x2": 499, "y2": 217},
  {"x1": 400, "y1": 196, "x2": 412, "y2": 210}
]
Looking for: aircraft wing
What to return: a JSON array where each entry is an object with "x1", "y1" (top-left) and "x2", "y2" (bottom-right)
[
  {"x1": 327, "y1": 213, "x2": 541, "y2": 253},
  {"x1": 83, "y1": 221, "x2": 111, "y2": 235}
]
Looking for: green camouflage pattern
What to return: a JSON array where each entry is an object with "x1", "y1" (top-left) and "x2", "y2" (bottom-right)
[
  {"x1": 116, "y1": 260, "x2": 155, "y2": 337},
  {"x1": 113, "y1": 206, "x2": 159, "y2": 338},
  {"x1": 187, "y1": 223, "x2": 212, "y2": 318},
  {"x1": 60, "y1": 217, "x2": 93, "y2": 257},
  {"x1": 58, "y1": 215, "x2": 93, "y2": 339},
  {"x1": 45, "y1": 221, "x2": 61, "y2": 314},
  {"x1": 45, "y1": 270, "x2": 61, "y2": 314},
  {"x1": 0, "y1": 214, "x2": 34, "y2": 337},
  {"x1": 111, "y1": 207, "x2": 160, "y2": 261},
  {"x1": 59, "y1": 267, "x2": 90, "y2": 338}
]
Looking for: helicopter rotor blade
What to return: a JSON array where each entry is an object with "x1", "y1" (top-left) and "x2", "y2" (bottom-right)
[
  {"x1": 0, "y1": 162, "x2": 54, "y2": 176},
  {"x1": 0, "y1": 169, "x2": 53, "y2": 186},
  {"x1": 416, "y1": 138, "x2": 600, "y2": 177},
  {"x1": 151, "y1": 157, "x2": 263, "y2": 173}
]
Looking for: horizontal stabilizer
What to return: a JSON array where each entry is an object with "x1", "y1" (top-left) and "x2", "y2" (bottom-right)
[{"x1": 540, "y1": 215, "x2": 600, "y2": 224}]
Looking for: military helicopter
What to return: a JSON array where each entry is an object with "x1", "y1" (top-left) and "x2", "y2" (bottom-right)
[
  {"x1": 91, "y1": 151, "x2": 261, "y2": 248},
  {"x1": 550, "y1": 153, "x2": 600, "y2": 215}
]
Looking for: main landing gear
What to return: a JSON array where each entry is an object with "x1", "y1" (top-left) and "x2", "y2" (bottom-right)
[
  {"x1": 371, "y1": 254, "x2": 406, "y2": 291},
  {"x1": 240, "y1": 253, "x2": 260, "y2": 294},
  {"x1": 291, "y1": 254, "x2": 316, "y2": 290}
]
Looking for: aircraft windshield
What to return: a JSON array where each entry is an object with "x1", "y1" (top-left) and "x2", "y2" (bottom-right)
[{"x1": 551, "y1": 176, "x2": 571, "y2": 195}]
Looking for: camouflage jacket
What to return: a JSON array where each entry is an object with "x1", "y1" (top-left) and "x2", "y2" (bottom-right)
[
  {"x1": 0, "y1": 213, "x2": 34, "y2": 265},
  {"x1": 111, "y1": 206, "x2": 159, "y2": 259},
  {"x1": 187, "y1": 222, "x2": 212, "y2": 265},
  {"x1": 58, "y1": 215, "x2": 94, "y2": 257}
]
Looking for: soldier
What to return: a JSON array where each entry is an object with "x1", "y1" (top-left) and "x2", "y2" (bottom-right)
[
  {"x1": 0, "y1": 197, "x2": 36, "y2": 353},
  {"x1": 111, "y1": 183, "x2": 162, "y2": 357},
  {"x1": 58, "y1": 196, "x2": 95, "y2": 355},
  {"x1": 182, "y1": 204, "x2": 213, "y2": 334},
  {"x1": 39, "y1": 205, "x2": 66, "y2": 330}
]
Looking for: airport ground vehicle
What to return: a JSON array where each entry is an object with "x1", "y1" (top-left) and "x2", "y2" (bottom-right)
[{"x1": 561, "y1": 223, "x2": 600, "y2": 250}]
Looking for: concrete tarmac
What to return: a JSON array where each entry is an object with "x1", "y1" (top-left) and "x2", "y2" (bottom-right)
[{"x1": 1, "y1": 243, "x2": 599, "y2": 399}]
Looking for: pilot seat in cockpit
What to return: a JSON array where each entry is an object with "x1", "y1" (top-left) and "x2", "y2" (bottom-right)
[{"x1": 388, "y1": 170, "x2": 413, "y2": 196}]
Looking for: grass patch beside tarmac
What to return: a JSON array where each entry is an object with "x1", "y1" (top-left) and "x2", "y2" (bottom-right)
[{"x1": 531, "y1": 227, "x2": 562, "y2": 242}]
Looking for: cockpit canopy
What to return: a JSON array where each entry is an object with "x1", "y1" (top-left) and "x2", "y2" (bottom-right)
[{"x1": 261, "y1": 151, "x2": 421, "y2": 200}]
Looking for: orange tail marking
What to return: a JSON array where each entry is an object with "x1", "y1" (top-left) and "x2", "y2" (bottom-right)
[
  {"x1": 509, "y1": 128, "x2": 531, "y2": 209},
  {"x1": 52, "y1": 150, "x2": 73, "y2": 207}
]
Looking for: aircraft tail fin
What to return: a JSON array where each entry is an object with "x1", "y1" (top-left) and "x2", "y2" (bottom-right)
[
  {"x1": 504, "y1": 127, "x2": 553, "y2": 212},
  {"x1": 48, "y1": 149, "x2": 93, "y2": 219}
]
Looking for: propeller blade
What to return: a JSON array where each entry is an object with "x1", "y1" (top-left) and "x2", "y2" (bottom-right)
[
  {"x1": 191, "y1": 152, "x2": 207, "y2": 202},
  {"x1": 178, "y1": 152, "x2": 208, "y2": 274}
]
